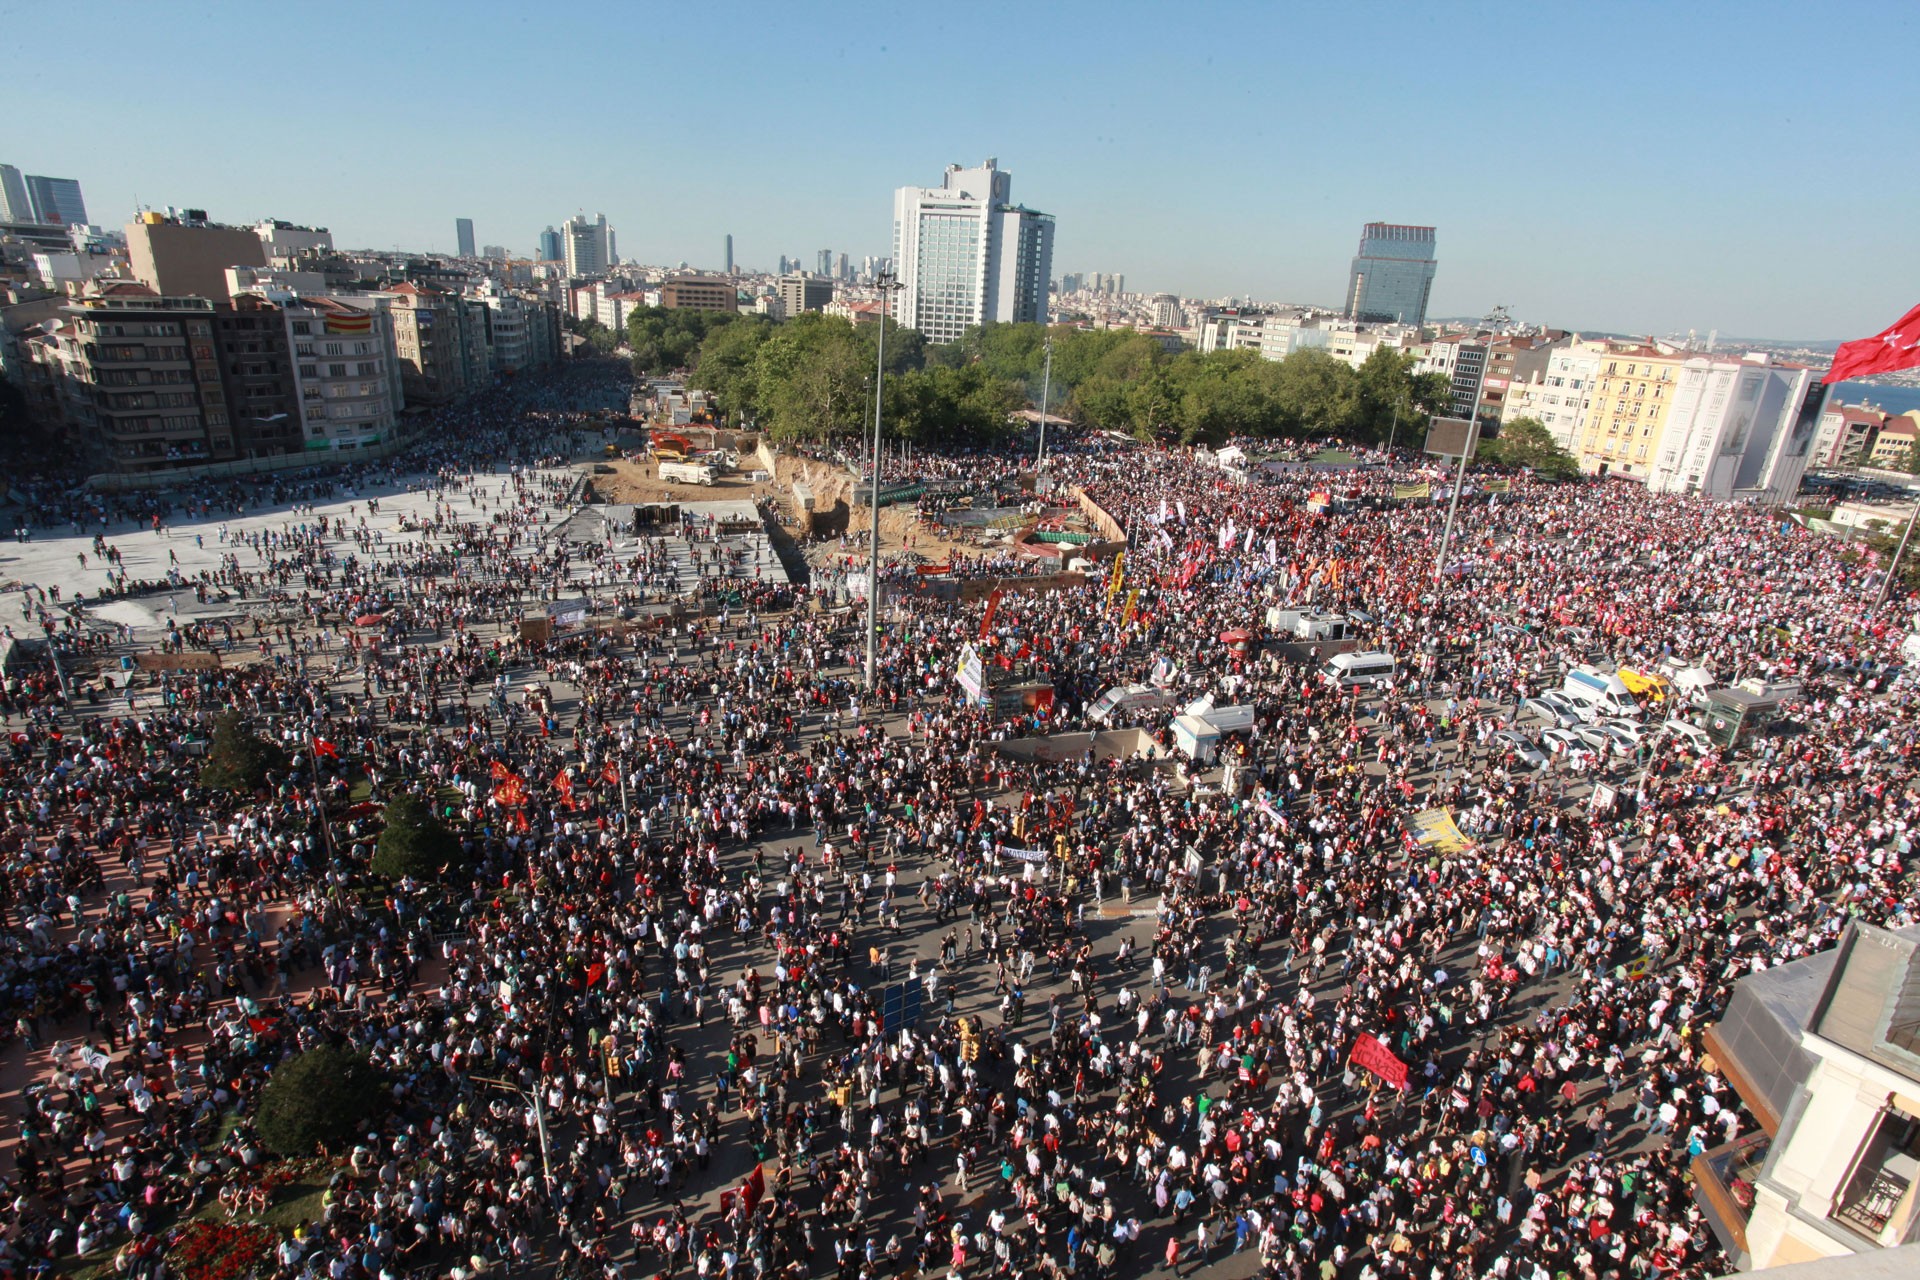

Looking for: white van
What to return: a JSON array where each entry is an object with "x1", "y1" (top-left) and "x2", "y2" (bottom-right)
[
  {"x1": 1321, "y1": 652, "x2": 1396, "y2": 690},
  {"x1": 1562, "y1": 665, "x2": 1640, "y2": 719}
]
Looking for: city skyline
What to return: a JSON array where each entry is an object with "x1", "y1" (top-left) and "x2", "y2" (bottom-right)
[{"x1": 4, "y1": 1, "x2": 1916, "y2": 338}]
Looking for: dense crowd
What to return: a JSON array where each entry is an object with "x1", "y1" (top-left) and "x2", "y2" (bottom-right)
[{"x1": 0, "y1": 380, "x2": 1913, "y2": 1280}]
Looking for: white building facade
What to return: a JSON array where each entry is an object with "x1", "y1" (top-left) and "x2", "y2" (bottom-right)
[
  {"x1": 1649, "y1": 353, "x2": 1824, "y2": 502},
  {"x1": 892, "y1": 159, "x2": 1053, "y2": 343},
  {"x1": 1504, "y1": 341, "x2": 1604, "y2": 448}
]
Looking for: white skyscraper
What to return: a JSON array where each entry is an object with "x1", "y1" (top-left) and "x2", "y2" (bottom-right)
[
  {"x1": 562, "y1": 213, "x2": 613, "y2": 278},
  {"x1": 0, "y1": 165, "x2": 32, "y2": 222},
  {"x1": 892, "y1": 158, "x2": 1054, "y2": 343}
]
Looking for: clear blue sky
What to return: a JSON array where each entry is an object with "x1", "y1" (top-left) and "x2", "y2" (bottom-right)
[{"x1": 6, "y1": 0, "x2": 1915, "y2": 339}]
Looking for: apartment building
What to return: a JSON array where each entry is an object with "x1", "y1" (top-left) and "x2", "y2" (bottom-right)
[
  {"x1": 24, "y1": 288, "x2": 236, "y2": 471},
  {"x1": 1649, "y1": 353, "x2": 1823, "y2": 502},
  {"x1": 380, "y1": 282, "x2": 470, "y2": 406},
  {"x1": 1571, "y1": 345, "x2": 1688, "y2": 478},
  {"x1": 659, "y1": 276, "x2": 737, "y2": 313},
  {"x1": 1696, "y1": 922, "x2": 1920, "y2": 1267},
  {"x1": 126, "y1": 211, "x2": 266, "y2": 301}
]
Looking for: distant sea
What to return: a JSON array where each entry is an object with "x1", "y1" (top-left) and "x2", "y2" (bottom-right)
[{"x1": 1834, "y1": 381, "x2": 1920, "y2": 416}]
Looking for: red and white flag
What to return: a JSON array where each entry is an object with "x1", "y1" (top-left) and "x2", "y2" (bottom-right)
[{"x1": 1824, "y1": 302, "x2": 1920, "y2": 384}]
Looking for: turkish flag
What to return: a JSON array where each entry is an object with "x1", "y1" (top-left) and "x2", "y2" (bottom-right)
[
  {"x1": 312, "y1": 739, "x2": 339, "y2": 759},
  {"x1": 1824, "y1": 302, "x2": 1920, "y2": 384},
  {"x1": 741, "y1": 1162, "x2": 766, "y2": 1213}
]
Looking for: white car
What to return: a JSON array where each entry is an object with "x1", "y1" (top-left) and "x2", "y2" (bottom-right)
[
  {"x1": 1575, "y1": 722, "x2": 1639, "y2": 756},
  {"x1": 1603, "y1": 719, "x2": 1648, "y2": 748},
  {"x1": 1656, "y1": 719, "x2": 1714, "y2": 752},
  {"x1": 1540, "y1": 727, "x2": 1584, "y2": 755}
]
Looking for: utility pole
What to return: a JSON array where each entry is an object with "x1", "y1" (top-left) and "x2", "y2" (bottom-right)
[
  {"x1": 1433, "y1": 355, "x2": 1488, "y2": 583},
  {"x1": 1035, "y1": 334, "x2": 1053, "y2": 472},
  {"x1": 865, "y1": 271, "x2": 902, "y2": 692},
  {"x1": 473, "y1": 1074, "x2": 553, "y2": 1202},
  {"x1": 1874, "y1": 501, "x2": 1919, "y2": 614}
]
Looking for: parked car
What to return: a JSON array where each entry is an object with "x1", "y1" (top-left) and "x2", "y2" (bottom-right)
[
  {"x1": 1540, "y1": 727, "x2": 1584, "y2": 755},
  {"x1": 1490, "y1": 729, "x2": 1548, "y2": 769},
  {"x1": 1522, "y1": 692, "x2": 1581, "y2": 728}
]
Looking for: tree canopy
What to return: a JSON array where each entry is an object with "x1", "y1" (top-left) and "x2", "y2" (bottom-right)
[
  {"x1": 199, "y1": 712, "x2": 286, "y2": 793},
  {"x1": 1475, "y1": 417, "x2": 1583, "y2": 480},
  {"x1": 255, "y1": 1045, "x2": 389, "y2": 1156},
  {"x1": 371, "y1": 792, "x2": 464, "y2": 882},
  {"x1": 652, "y1": 313, "x2": 1456, "y2": 449}
]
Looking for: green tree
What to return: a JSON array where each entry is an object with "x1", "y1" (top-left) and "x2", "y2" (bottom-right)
[
  {"x1": 750, "y1": 313, "x2": 871, "y2": 442},
  {"x1": 254, "y1": 1045, "x2": 389, "y2": 1156},
  {"x1": 627, "y1": 307, "x2": 737, "y2": 376},
  {"x1": 199, "y1": 713, "x2": 287, "y2": 792},
  {"x1": 565, "y1": 317, "x2": 620, "y2": 355},
  {"x1": 1353, "y1": 349, "x2": 1448, "y2": 446},
  {"x1": 1475, "y1": 416, "x2": 1582, "y2": 480},
  {"x1": 1267, "y1": 349, "x2": 1359, "y2": 439},
  {"x1": 371, "y1": 792, "x2": 463, "y2": 881},
  {"x1": 689, "y1": 315, "x2": 773, "y2": 422}
]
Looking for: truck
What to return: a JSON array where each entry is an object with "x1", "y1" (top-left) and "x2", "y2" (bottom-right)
[
  {"x1": 1562, "y1": 665, "x2": 1641, "y2": 719},
  {"x1": 660, "y1": 462, "x2": 716, "y2": 486},
  {"x1": 1086, "y1": 683, "x2": 1178, "y2": 725},
  {"x1": 1264, "y1": 608, "x2": 1359, "y2": 643}
]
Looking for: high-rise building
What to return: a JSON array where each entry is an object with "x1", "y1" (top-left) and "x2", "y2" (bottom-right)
[
  {"x1": 127, "y1": 211, "x2": 268, "y2": 301},
  {"x1": 778, "y1": 275, "x2": 834, "y2": 317},
  {"x1": 724, "y1": 234, "x2": 734, "y2": 274},
  {"x1": 537, "y1": 227, "x2": 562, "y2": 262},
  {"x1": 481, "y1": 245, "x2": 507, "y2": 261},
  {"x1": 835, "y1": 252, "x2": 849, "y2": 282},
  {"x1": 455, "y1": 218, "x2": 476, "y2": 257},
  {"x1": 562, "y1": 213, "x2": 612, "y2": 278},
  {"x1": 25, "y1": 175, "x2": 87, "y2": 226},
  {"x1": 0, "y1": 165, "x2": 32, "y2": 222},
  {"x1": 892, "y1": 158, "x2": 1055, "y2": 343},
  {"x1": 1345, "y1": 223, "x2": 1436, "y2": 326},
  {"x1": 816, "y1": 250, "x2": 833, "y2": 276}
]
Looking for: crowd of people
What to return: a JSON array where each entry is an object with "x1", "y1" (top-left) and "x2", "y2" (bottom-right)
[{"x1": 0, "y1": 368, "x2": 1913, "y2": 1280}]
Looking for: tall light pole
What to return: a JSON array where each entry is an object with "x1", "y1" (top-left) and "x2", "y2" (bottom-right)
[
  {"x1": 1035, "y1": 334, "x2": 1054, "y2": 472},
  {"x1": 472, "y1": 1074, "x2": 553, "y2": 1203},
  {"x1": 1433, "y1": 352, "x2": 1488, "y2": 583},
  {"x1": 865, "y1": 272, "x2": 901, "y2": 691}
]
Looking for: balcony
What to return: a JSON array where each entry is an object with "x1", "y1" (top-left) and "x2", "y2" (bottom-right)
[{"x1": 1692, "y1": 1133, "x2": 1770, "y2": 1263}]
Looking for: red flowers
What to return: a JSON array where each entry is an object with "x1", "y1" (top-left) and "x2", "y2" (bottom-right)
[{"x1": 167, "y1": 1220, "x2": 276, "y2": 1280}]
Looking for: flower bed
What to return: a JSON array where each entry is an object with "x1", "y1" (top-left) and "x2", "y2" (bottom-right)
[{"x1": 167, "y1": 1220, "x2": 276, "y2": 1280}]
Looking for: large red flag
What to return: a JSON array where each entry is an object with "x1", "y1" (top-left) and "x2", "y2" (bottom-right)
[
  {"x1": 741, "y1": 1162, "x2": 766, "y2": 1213},
  {"x1": 1824, "y1": 302, "x2": 1920, "y2": 384}
]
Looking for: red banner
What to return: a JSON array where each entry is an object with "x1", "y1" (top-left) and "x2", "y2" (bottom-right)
[
  {"x1": 979, "y1": 587, "x2": 1003, "y2": 640},
  {"x1": 1348, "y1": 1033, "x2": 1409, "y2": 1089},
  {"x1": 917, "y1": 562, "x2": 952, "y2": 576}
]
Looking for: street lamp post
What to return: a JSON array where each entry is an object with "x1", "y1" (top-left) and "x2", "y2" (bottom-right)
[
  {"x1": 865, "y1": 272, "x2": 902, "y2": 692},
  {"x1": 1433, "y1": 366, "x2": 1489, "y2": 583},
  {"x1": 1035, "y1": 335, "x2": 1053, "y2": 472},
  {"x1": 472, "y1": 1074, "x2": 554, "y2": 1202}
]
